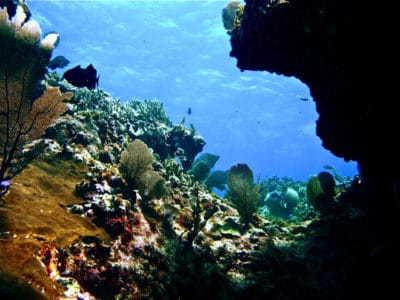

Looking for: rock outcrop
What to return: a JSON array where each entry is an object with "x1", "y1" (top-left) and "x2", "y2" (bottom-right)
[
  {"x1": 227, "y1": 1, "x2": 398, "y2": 297},
  {"x1": 228, "y1": 0, "x2": 397, "y2": 212}
]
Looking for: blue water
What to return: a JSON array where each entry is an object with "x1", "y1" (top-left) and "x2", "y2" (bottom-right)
[{"x1": 29, "y1": 0, "x2": 358, "y2": 181}]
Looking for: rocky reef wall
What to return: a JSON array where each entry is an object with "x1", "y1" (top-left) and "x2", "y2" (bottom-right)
[
  {"x1": 227, "y1": 1, "x2": 399, "y2": 297},
  {"x1": 228, "y1": 0, "x2": 397, "y2": 211}
]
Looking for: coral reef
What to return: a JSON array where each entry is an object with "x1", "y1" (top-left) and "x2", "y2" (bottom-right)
[
  {"x1": 258, "y1": 176, "x2": 313, "y2": 220},
  {"x1": 2, "y1": 1, "x2": 396, "y2": 299},
  {"x1": 43, "y1": 73, "x2": 205, "y2": 172},
  {"x1": 0, "y1": 69, "x2": 373, "y2": 299},
  {"x1": 166, "y1": 124, "x2": 205, "y2": 171}
]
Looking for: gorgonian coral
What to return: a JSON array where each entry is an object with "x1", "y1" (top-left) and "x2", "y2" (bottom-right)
[
  {"x1": 226, "y1": 163, "x2": 260, "y2": 227},
  {"x1": 0, "y1": 2, "x2": 72, "y2": 181}
]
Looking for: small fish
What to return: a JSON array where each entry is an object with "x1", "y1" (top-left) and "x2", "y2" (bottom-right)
[
  {"x1": 300, "y1": 97, "x2": 310, "y2": 101},
  {"x1": 187, "y1": 107, "x2": 192, "y2": 115},
  {"x1": 48, "y1": 55, "x2": 70, "y2": 70},
  {"x1": 180, "y1": 116, "x2": 185, "y2": 125},
  {"x1": 63, "y1": 64, "x2": 99, "y2": 90}
]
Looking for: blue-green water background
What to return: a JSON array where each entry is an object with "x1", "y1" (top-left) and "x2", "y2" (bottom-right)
[{"x1": 28, "y1": 0, "x2": 358, "y2": 181}]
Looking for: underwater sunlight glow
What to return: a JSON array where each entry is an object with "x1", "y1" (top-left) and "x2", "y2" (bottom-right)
[{"x1": 29, "y1": 0, "x2": 358, "y2": 182}]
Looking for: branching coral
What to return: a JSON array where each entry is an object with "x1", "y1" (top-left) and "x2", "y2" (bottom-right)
[{"x1": 184, "y1": 183, "x2": 216, "y2": 247}]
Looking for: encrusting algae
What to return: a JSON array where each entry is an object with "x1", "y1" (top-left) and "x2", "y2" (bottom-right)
[{"x1": 0, "y1": 159, "x2": 108, "y2": 299}]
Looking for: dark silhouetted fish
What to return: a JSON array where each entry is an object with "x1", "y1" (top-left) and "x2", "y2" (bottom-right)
[
  {"x1": 187, "y1": 107, "x2": 192, "y2": 115},
  {"x1": 48, "y1": 55, "x2": 70, "y2": 70},
  {"x1": 62, "y1": 64, "x2": 99, "y2": 90}
]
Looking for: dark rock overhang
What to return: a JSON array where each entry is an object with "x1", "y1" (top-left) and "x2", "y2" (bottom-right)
[{"x1": 228, "y1": 0, "x2": 397, "y2": 209}]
